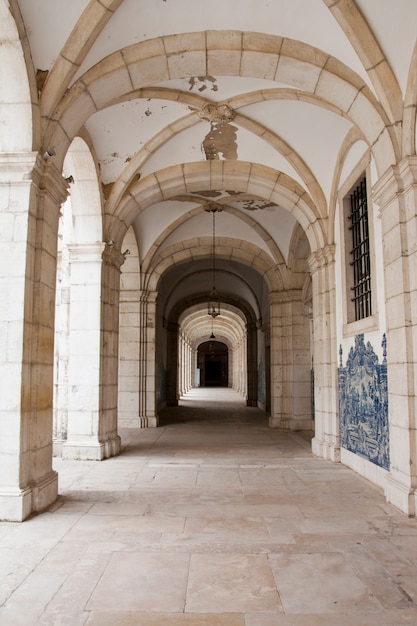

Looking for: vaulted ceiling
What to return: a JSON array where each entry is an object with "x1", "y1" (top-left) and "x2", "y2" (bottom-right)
[{"x1": 14, "y1": 0, "x2": 417, "y2": 338}]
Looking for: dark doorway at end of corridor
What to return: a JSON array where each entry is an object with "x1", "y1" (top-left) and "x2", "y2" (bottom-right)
[{"x1": 197, "y1": 341, "x2": 228, "y2": 387}]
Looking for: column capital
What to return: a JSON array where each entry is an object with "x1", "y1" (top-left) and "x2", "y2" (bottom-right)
[
  {"x1": 119, "y1": 289, "x2": 142, "y2": 303},
  {"x1": 373, "y1": 156, "x2": 417, "y2": 209},
  {"x1": 67, "y1": 242, "x2": 106, "y2": 262},
  {"x1": 269, "y1": 290, "x2": 289, "y2": 305},
  {"x1": 102, "y1": 244, "x2": 125, "y2": 271},
  {"x1": 139, "y1": 290, "x2": 158, "y2": 305},
  {"x1": 32, "y1": 154, "x2": 69, "y2": 206},
  {"x1": 0, "y1": 151, "x2": 38, "y2": 183},
  {"x1": 307, "y1": 244, "x2": 336, "y2": 272},
  {"x1": 269, "y1": 289, "x2": 304, "y2": 306}
]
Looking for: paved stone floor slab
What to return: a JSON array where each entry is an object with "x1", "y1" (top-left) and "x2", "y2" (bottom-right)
[
  {"x1": 186, "y1": 553, "x2": 282, "y2": 613},
  {"x1": 1, "y1": 388, "x2": 417, "y2": 624},
  {"x1": 86, "y1": 552, "x2": 190, "y2": 612}
]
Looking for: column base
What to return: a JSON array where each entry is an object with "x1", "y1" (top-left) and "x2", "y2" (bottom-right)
[
  {"x1": 53, "y1": 439, "x2": 64, "y2": 457},
  {"x1": 138, "y1": 416, "x2": 159, "y2": 428},
  {"x1": 0, "y1": 470, "x2": 58, "y2": 521},
  {"x1": 269, "y1": 416, "x2": 314, "y2": 431},
  {"x1": 269, "y1": 415, "x2": 281, "y2": 428},
  {"x1": 384, "y1": 475, "x2": 417, "y2": 516},
  {"x1": 311, "y1": 435, "x2": 340, "y2": 462},
  {"x1": 279, "y1": 417, "x2": 314, "y2": 431},
  {"x1": 0, "y1": 486, "x2": 33, "y2": 521},
  {"x1": 32, "y1": 470, "x2": 59, "y2": 514},
  {"x1": 62, "y1": 434, "x2": 121, "y2": 461}
]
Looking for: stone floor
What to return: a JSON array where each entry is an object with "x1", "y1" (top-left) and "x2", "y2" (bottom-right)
[{"x1": 1, "y1": 389, "x2": 417, "y2": 625}]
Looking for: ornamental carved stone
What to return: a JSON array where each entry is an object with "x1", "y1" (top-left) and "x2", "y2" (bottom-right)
[{"x1": 197, "y1": 103, "x2": 235, "y2": 123}]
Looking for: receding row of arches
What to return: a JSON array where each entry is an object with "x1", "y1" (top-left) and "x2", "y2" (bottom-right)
[{"x1": 53, "y1": 137, "x2": 313, "y2": 447}]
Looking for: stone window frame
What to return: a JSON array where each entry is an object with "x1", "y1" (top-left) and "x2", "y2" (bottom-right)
[{"x1": 338, "y1": 153, "x2": 379, "y2": 337}]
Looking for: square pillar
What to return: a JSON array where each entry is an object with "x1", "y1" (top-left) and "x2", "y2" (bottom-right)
[
  {"x1": 373, "y1": 157, "x2": 417, "y2": 515},
  {"x1": 268, "y1": 291, "x2": 313, "y2": 430},
  {"x1": 60, "y1": 243, "x2": 121, "y2": 460},
  {"x1": 137, "y1": 290, "x2": 158, "y2": 427},
  {"x1": 0, "y1": 154, "x2": 67, "y2": 520},
  {"x1": 308, "y1": 245, "x2": 340, "y2": 461}
]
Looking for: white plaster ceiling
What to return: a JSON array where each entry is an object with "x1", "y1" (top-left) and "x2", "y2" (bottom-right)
[{"x1": 16, "y1": 0, "x2": 417, "y2": 331}]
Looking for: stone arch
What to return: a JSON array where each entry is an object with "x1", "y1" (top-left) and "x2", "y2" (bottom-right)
[
  {"x1": 62, "y1": 136, "x2": 103, "y2": 243},
  {"x1": 146, "y1": 239, "x2": 283, "y2": 294},
  {"x1": 165, "y1": 292, "x2": 260, "y2": 406},
  {"x1": 163, "y1": 271, "x2": 262, "y2": 331},
  {"x1": 180, "y1": 302, "x2": 248, "y2": 338},
  {"x1": 140, "y1": 201, "x2": 290, "y2": 286},
  {"x1": 0, "y1": 0, "x2": 33, "y2": 152},
  {"x1": 108, "y1": 161, "x2": 326, "y2": 255},
  {"x1": 103, "y1": 88, "x2": 328, "y2": 219},
  {"x1": 322, "y1": 0, "x2": 403, "y2": 128},
  {"x1": 179, "y1": 302, "x2": 249, "y2": 394},
  {"x1": 53, "y1": 137, "x2": 119, "y2": 461},
  {"x1": 287, "y1": 222, "x2": 311, "y2": 278},
  {"x1": 328, "y1": 127, "x2": 369, "y2": 243},
  {"x1": 44, "y1": 31, "x2": 398, "y2": 177},
  {"x1": 118, "y1": 227, "x2": 142, "y2": 425},
  {"x1": 40, "y1": 0, "x2": 124, "y2": 120},
  {"x1": 403, "y1": 40, "x2": 417, "y2": 157}
]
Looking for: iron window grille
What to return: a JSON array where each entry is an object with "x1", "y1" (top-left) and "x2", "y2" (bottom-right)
[{"x1": 348, "y1": 176, "x2": 372, "y2": 321}]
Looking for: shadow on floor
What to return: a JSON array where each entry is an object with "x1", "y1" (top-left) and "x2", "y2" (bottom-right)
[{"x1": 158, "y1": 387, "x2": 268, "y2": 426}]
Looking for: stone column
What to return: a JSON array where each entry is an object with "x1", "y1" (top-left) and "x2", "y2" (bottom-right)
[
  {"x1": 166, "y1": 321, "x2": 179, "y2": 404},
  {"x1": 180, "y1": 331, "x2": 186, "y2": 396},
  {"x1": 228, "y1": 341, "x2": 234, "y2": 390},
  {"x1": 61, "y1": 243, "x2": 121, "y2": 460},
  {"x1": 186, "y1": 337, "x2": 192, "y2": 392},
  {"x1": 263, "y1": 322, "x2": 271, "y2": 413},
  {"x1": 257, "y1": 321, "x2": 266, "y2": 410},
  {"x1": 373, "y1": 157, "x2": 417, "y2": 515},
  {"x1": 287, "y1": 290, "x2": 312, "y2": 430},
  {"x1": 246, "y1": 322, "x2": 257, "y2": 406},
  {"x1": 99, "y1": 245, "x2": 124, "y2": 451},
  {"x1": 232, "y1": 338, "x2": 238, "y2": 391},
  {"x1": 137, "y1": 290, "x2": 158, "y2": 426},
  {"x1": 118, "y1": 289, "x2": 140, "y2": 426},
  {"x1": 0, "y1": 154, "x2": 67, "y2": 520},
  {"x1": 191, "y1": 346, "x2": 198, "y2": 387},
  {"x1": 308, "y1": 245, "x2": 339, "y2": 461},
  {"x1": 177, "y1": 331, "x2": 182, "y2": 396},
  {"x1": 235, "y1": 333, "x2": 244, "y2": 397},
  {"x1": 269, "y1": 292, "x2": 284, "y2": 427},
  {"x1": 234, "y1": 334, "x2": 246, "y2": 395},
  {"x1": 53, "y1": 243, "x2": 71, "y2": 454},
  {"x1": 269, "y1": 290, "x2": 311, "y2": 430}
]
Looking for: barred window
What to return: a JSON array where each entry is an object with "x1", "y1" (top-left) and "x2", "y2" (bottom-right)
[{"x1": 348, "y1": 176, "x2": 372, "y2": 321}]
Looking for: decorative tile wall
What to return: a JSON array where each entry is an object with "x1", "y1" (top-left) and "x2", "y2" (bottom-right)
[{"x1": 338, "y1": 334, "x2": 389, "y2": 470}]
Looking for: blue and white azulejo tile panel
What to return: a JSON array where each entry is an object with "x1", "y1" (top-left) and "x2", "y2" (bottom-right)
[{"x1": 338, "y1": 334, "x2": 390, "y2": 470}]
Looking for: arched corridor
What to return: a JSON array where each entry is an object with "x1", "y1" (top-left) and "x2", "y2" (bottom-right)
[
  {"x1": 1, "y1": 388, "x2": 417, "y2": 623},
  {"x1": 1, "y1": 0, "x2": 417, "y2": 528},
  {"x1": 2, "y1": 0, "x2": 417, "y2": 620}
]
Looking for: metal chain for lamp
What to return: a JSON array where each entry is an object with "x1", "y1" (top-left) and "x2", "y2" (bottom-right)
[
  {"x1": 212, "y1": 209, "x2": 215, "y2": 289},
  {"x1": 210, "y1": 315, "x2": 215, "y2": 339},
  {"x1": 208, "y1": 207, "x2": 220, "y2": 319}
]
